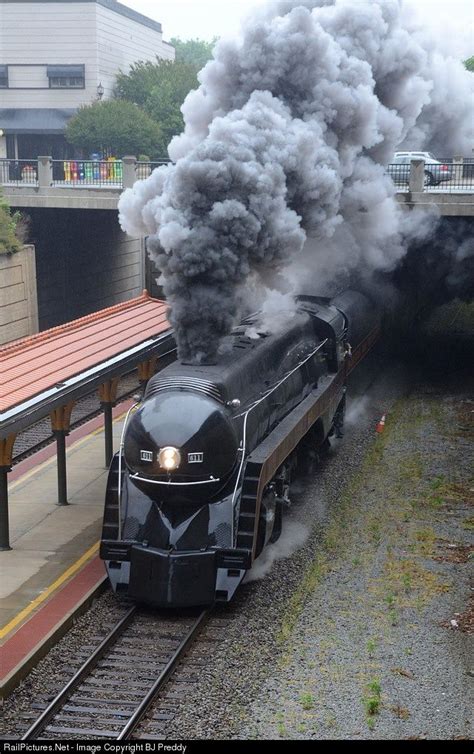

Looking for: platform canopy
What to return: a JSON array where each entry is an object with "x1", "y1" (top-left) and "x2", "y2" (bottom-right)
[{"x1": 0, "y1": 291, "x2": 173, "y2": 438}]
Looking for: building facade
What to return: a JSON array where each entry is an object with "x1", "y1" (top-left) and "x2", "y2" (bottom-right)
[{"x1": 0, "y1": 0, "x2": 174, "y2": 160}]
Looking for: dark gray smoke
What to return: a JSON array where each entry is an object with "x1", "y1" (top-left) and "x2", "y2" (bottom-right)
[{"x1": 119, "y1": 0, "x2": 473, "y2": 363}]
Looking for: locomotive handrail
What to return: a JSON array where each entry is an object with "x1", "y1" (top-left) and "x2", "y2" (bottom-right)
[
  {"x1": 233, "y1": 337, "x2": 329, "y2": 420},
  {"x1": 117, "y1": 401, "x2": 139, "y2": 540},
  {"x1": 129, "y1": 474, "x2": 220, "y2": 486},
  {"x1": 230, "y1": 337, "x2": 329, "y2": 543}
]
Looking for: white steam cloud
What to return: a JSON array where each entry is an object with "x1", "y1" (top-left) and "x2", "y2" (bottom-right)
[
  {"x1": 119, "y1": 0, "x2": 473, "y2": 363},
  {"x1": 244, "y1": 520, "x2": 309, "y2": 582}
]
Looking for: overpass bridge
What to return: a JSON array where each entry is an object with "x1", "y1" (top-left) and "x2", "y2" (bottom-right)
[{"x1": 1, "y1": 156, "x2": 474, "y2": 216}]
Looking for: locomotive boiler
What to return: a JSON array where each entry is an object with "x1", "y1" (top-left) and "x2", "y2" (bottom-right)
[{"x1": 100, "y1": 290, "x2": 380, "y2": 607}]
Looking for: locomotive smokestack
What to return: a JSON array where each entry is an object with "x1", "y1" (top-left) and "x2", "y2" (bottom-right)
[{"x1": 119, "y1": 0, "x2": 473, "y2": 364}]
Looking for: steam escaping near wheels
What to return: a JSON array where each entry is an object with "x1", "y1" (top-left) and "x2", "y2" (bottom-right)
[
  {"x1": 244, "y1": 520, "x2": 310, "y2": 583},
  {"x1": 119, "y1": 0, "x2": 473, "y2": 364}
]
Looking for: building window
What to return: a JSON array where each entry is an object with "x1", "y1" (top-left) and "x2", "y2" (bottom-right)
[
  {"x1": 0, "y1": 65, "x2": 8, "y2": 88},
  {"x1": 49, "y1": 76, "x2": 84, "y2": 88},
  {"x1": 47, "y1": 65, "x2": 85, "y2": 89}
]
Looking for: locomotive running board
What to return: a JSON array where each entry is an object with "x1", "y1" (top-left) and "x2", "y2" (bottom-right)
[
  {"x1": 236, "y1": 371, "x2": 345, "y2": 557},
  {"x1": 236, "y1": 324, "x2": 381, "y2": 559}
]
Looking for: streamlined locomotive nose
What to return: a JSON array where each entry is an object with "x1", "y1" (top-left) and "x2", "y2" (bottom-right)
[{"x1": 123, "y1": 391, "x2": 239, "y2": 486}]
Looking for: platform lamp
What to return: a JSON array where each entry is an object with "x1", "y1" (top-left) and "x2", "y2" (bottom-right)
[{"x1": 97, "y1": 81, "x2": 104, "y2": 100}]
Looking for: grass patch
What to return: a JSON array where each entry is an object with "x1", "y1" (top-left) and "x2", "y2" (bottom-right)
[
  {"x1": 277, "y1": 555, "x2": 326, "y2": 645},
  {"x1": 425, "y1": 478, "x2": 474, "y2": 508},
  {"x1": 362, "y1": 679, "x2": 382, "y2": 724},
  {"x1": 374, "y1": 556, "x2": 450, "y2": 610},
  {"x1": 366, "y1": 638, "x2": 377, "y2": 656},
  {"x1": 299, "y1": 692, "x2": 315, "y2": 711}
]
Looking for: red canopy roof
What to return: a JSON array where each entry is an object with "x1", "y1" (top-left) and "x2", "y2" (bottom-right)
[{"x1": 0, "y1": 292, "x2": 170, "y2": 413}]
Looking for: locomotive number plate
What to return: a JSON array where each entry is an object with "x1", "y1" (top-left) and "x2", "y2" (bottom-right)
[
  {"x1": 140, "y1": 450, "x2": 153, "y2": 462},
  {"x1": 188, "y1": 452, "x2": 204, "y2": 463}
]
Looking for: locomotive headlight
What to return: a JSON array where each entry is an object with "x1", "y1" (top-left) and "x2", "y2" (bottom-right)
[{"x1": 158, "y1": 446, "x2": 181, "y2": 471}]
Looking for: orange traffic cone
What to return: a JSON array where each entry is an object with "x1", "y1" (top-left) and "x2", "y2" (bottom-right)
[{"x1": 376, "y1": 414, "x2": 386, "y2": 433}]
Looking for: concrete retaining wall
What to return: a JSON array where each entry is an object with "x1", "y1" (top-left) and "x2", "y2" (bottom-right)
[
  {"x1": 19, "y1": 208, "x2": 144, "y2": 331},
  {"x1": 0, "y1": 245, "x2": 38, "y2": 345}
]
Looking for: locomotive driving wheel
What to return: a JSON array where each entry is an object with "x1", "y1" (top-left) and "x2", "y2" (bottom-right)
[{"x1": 255, "y1": 461, "x2": 293, "y2": 555}]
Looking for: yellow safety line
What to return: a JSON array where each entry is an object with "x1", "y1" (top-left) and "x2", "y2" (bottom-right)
[
  {"x1": 1, "y1": 403, "x2": 132, "y2": 639},
  {"x1": 0, "y1": 541, "x2": 101, "y2": 640},
  {"x1": 9, "y1": 406, "x2": 130, "y2": 491}
]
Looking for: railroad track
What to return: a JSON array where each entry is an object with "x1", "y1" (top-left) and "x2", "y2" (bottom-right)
[{"x1": 21, "y1": 606, "x2": 209, "y2": 740}]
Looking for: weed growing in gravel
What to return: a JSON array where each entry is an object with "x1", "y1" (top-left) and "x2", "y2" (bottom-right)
[
  {"x1": 275, "y1": 711, "x2": 287, "y2": 738},
  {"x1": 413, "y1": 528, "x2": 436, "y2": 557},
  {"x1": 402, "y1": 572, "x2": 412, "y2": 593},
  {"x1": 424, "y1": 477, "x2": 472, "y2": 509},
  {"x1": 366, "y1": 638, "x2": 377, "y2": 656},
  {"x1": 388, "y1": 607, "x2": 398, "y2": 626},
  {"x1": 299, "y1": 692, "x2": 315, "y2": 710},
  {"x1": 277, "y1": 555, "x2": 326, "y2": 645},
  {"x1": 362, "y1": 679, "x2": 382, "y2": 727},
  {"x1": 368, "y1": 519, "x2": 382, "y2": 545}
]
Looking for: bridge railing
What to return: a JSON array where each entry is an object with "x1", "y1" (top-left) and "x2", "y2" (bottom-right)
[
  {"x1": 386, "y1": 156, "x2": 474, "y2": 193},
  {"x1": 135, "y1": 160, "x2": 170, "y2": 180},
  {"x1": 0, "y1": 156, "x2": 171, "y2": 190},
  {"x1": 1, "y1": 155, "x2": 472, "y2": 193},
  {"x1": 0, "y1": 159, "x2": 39, "y2": 186},
  {"x1": 51, "y1": 159, "x2": 123, "y2": 186}
]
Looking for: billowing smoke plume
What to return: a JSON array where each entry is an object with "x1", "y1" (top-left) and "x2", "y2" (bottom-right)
[{"x1": 119, "y1": 0, "x2": 473, "y2": 363}]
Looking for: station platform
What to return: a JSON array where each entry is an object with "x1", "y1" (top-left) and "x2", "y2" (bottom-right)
[{"x1": 0, "y1": 401, "x2": 132, "y2": 697}]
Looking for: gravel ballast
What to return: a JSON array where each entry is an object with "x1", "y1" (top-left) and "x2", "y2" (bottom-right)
[{"x1": 238, "y1": 374, "x2": 473, "y2": 740}]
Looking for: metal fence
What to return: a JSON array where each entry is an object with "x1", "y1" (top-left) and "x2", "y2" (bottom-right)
[
  {"x1": 1, "y1": 156, "x2": 472, "y2": 192},
  {"x1": 0, "y1": 159, "x2": 39, "y2": 186},
  {"x1": 134, "y1": 160, "x2": 170, "y2": 180},
  {"x1": 386, "y1": 163, "x2": 411, "y2": 186},
  {"x1": 0, "y1": 158, "x2": 171, "y2": 188},
  {"x1": 387, "y1": 159, "x2": 474, "y2": 192},
  {"x1": 51, "y1": 159, "x2": 123, "y2": 187}
]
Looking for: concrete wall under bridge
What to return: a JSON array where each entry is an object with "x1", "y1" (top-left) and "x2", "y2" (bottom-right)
[
  {"x1": 0, "y1": 245, "x2": 38, "y2": 345},
  {"x1": 18, "y1": 207, "x2": 145, "y2": 331}
]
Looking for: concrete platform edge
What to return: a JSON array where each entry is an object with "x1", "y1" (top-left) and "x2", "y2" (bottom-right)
[{"x1": 0, "y1": 569, "x2": 108, "y2": 699}]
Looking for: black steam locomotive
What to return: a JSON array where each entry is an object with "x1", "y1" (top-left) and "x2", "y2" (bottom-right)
[{"x1": 100, "y1": 291, "x2": 380, "y2": 607}]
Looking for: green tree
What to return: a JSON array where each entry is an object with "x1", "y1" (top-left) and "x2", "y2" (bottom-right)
[
  {"x1": 65, "y1": 100, "x2": 162, "y2": 157},
  {"x1": 170, "y1": 37, "x2": 217, "y2": 70},
  {"x1": 0, "y1": 191, "x2": 22, "y2": 255},
  {"x1": 115, "y1": 60, "x2": 199, "y2": 153},
  {"x1": 464, "y1": 56, "x2": 474, "y2": 71}
]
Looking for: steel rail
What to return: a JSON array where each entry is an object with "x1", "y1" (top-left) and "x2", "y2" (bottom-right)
[
  {"x1": 117, "y1": 608, "x2": 209, "y2": 740},
  {"x1": 21, "y1": 606, "x2": 137, "y2": 740}
]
